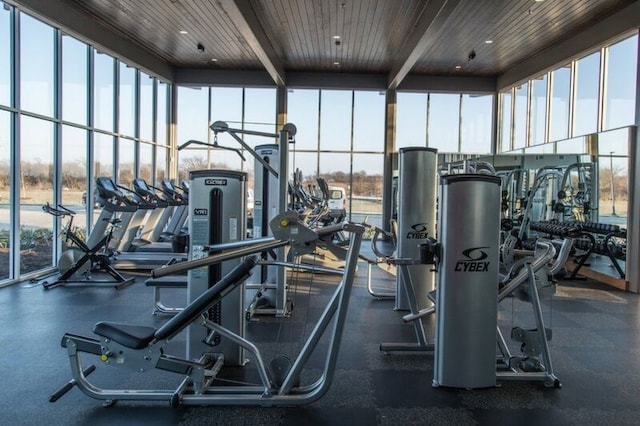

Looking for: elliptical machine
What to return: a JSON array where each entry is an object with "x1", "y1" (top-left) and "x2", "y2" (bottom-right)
[{"x1": 41, "y1": 203, "x2": 135, "y2": 290}]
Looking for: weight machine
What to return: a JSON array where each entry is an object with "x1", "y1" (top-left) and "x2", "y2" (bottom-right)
[{"x1": 50, "y1": 212, "x2": 365, "y2": 407}]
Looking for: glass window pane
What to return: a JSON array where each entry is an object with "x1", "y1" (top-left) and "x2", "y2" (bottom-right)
[
  {"x1": 574, "y1": 52, "x2": 600, "y2": 136},
  {"x1": 155, "y1": 146, "x2": 167, "y2": 183},
  {"x1": 94, "y1": 51, "x2": 114, "y2": 131},
  {"x1": 499, "y1": 92, "x2": 512, "y2": 152},
  {"x1": 460, "y1": 94, "x2": 493, "y2": 153},
  {"x1": 550, "y1": 65, "x2": 570, "y2": 141},
  {"x1": 320, "y1": 90, "x2": 352, "y2": 151},
  {"x1": 211, "y1": 87, "x2": 242, "y2": 125},
  {"x1": 0, "y1": 110, "x2": 10, "y2": 280},
  {"x1": 94, "y1": 133, "x2": 114, "y2": 179},
  {"x1": 0, "y1": 4, "x2": 11, "y2": 106},
  {"x1": 243, "y1": 87, "x2": 276, "y2": 149},
  {"x1": 513, "y1": 83, "x2": 528, "y2": 149},
  {"x1": 92, "y1": 133, "x2": 113, "y2": 234},
  {"x1": 319, "y1": 152, "x2": 350, "y2": 203},
  {"x1": 598, "y1": 151, "x2": 628, "y2": 223},
  {"x1": 118, "y1": 63, "x2": 136, "y2": 137},
  {"x1": 289, "y1": 151, "x2": 317, "y2": 179},
  {"x1": 62, "y1": 35, "x2": 87, "y2": 124},
  {"x1": 19, "y1": 116, "x2": 54, "y2": 274},
  {"x1": 118, "y1": 138, "x2": 135, "y2": 187},
  {"x1": 604, "y1": 36, "x2": 638, "y2": 130},
  {"x1": 530, "y1": 75, "x2": 547, "y2": 145},
  {"x1": 428, "y1": 93, "x2": 460, "y2": 152},
  {"x1": 157, "y1": 81, "x2": 168, "y2": 145},
  {"x1": 178, "y1": 149, "x2": 208, "y2": 183},
  {"x1": 61, "y1": 125, "x2": 87, "y2": 232},
  {"x1": 20, "y1": 13, "x2": 54, "y2": 116},
  {"x1": 139, "y1": 142, "x2": 153, "y2": 183},
  {"x1": 352, "y1": 153, "x2": 383, "y2": 229},
  {"x1": 353, "y1": 91, "x2": 385, "y2": 152},
  {"x1": 177, "y1": 86, "x2": 208, "y2": 145},
  {"x1": 598, "y1": 127, "x2": 629, "y2": 157},
  {"x1": 140, "y1": 73, "x2": 153, "y2": 141},
  {"x1": 396, "y1": 92, "x2": 427, "y2": 150},
  {"x1": 209, "y1": 87, "x2": 244, "y2": 171},
  {"x1": 287, "y1": 89, "x2": 319, "y2": 150}
]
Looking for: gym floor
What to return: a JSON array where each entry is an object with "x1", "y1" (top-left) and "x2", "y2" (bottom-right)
[{"x1": 1, "y1": 259, "x2": 639, "y2": 426}]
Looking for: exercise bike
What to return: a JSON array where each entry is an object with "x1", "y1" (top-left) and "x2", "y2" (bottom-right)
[{"x1": 41, "y1": 203, "x2": 135, "y2": 290}]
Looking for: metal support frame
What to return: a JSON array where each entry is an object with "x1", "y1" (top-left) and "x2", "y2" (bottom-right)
[
  {"x1": 379, "y1": 258, "x2": 434, "y2": 353},
  {"x1": 209, "y1": 120, "x2": 296, "y2": 317},
  {"x1": 54, "y1": 218, "x2": 365, "y2": 407}
]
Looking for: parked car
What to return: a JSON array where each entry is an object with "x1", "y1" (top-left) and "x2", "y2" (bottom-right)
[{"x1": 328, "y1": 187, "x2": 347, "y2": 220}]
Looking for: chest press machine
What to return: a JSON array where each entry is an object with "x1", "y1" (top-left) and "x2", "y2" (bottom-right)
[{"x1": 50, "y1": 211, "x2": 365, "y2": 407}]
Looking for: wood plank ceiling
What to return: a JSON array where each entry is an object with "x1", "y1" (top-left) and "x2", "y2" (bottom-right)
[{"x1": 59, "y1": 0, "x2": 637, "y2": 79}]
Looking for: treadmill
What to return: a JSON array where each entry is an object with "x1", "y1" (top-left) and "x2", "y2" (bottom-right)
[
  {"x1": 124, "y1": 178, "x2": 175, "y2": 253},
  {"x1": 149, "y1": 179, "x2": 188, "y2": 242},
  {"x1": 94, "y1": 177, "x2": 188, "y2": 271},
  {"x1": 152, "y1": 179, "x2": 189, "y2": 241}
]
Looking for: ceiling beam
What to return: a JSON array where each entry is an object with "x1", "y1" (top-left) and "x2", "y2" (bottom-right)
[
  {"x1": 219, "y1": 0, "x2": 286, "y2": 86},
  {"x1": 174, "y1": 68, "x2": 275, "y2": 87},
  {"x1": 399, "y1": 75, "x2": 496, "y2": 94},
  {"x1": 387, "y1": 0, "x2": 461, "y2": 90},
  {"x1": 8, "y1": 0, "x2": 174, "y2": 82}
]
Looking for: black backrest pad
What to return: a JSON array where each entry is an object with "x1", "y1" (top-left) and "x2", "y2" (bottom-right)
[{"x1": 154, "y1": 256, "x2": 256, "y2": 341}]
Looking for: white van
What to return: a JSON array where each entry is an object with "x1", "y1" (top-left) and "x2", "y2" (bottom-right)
[{"x1": 328, "y1": 187, "x2": 347, "y2": 220}]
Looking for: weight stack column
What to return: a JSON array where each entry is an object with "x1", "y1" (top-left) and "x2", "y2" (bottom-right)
[
  {"x1": 396, "y1": 147, "x2": 438, "y2": 311},
  {"x1": 188, "y1": 170, "x2": 247, "y2": 366},
  {"x1": 433, "y1": 174, "x2": 501, "y2": 389}
]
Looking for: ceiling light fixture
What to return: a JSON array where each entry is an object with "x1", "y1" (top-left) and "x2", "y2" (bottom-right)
[
  {"x1": 332, "y1": 35, "x2": 341, "y2": 39},
  {"x1": 455, "y1": 65, "x2": 462, "y2": 69},
  {"x1": 485, "y1": 40, "x2": 493, "y2": 44},
  {"x1": 333, "y1": 61, "x2": 340, "y2": 65},
  {"x1": 211, "y1": 58, "x2": 218, "y2": 62},
  {"x1": 179, "y1": 30, "x2": 188, "y2": 34}
]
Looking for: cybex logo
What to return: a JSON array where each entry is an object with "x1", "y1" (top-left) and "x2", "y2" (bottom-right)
[
  {"x1": 454, "y1": 246, "x2": 490, "y2": 272},
  {"x1": 260, "y1": 150, "x2": 273, "y2": 155},
  {"x1": 194, "y1": 208, "x2": 208, "y2": 215},
  {"x1": 406, "y1": 223, "x2": 430, "y2": 239},
  {"x1": 204, "y1": 178, "x2": 228, "y2": 186}
]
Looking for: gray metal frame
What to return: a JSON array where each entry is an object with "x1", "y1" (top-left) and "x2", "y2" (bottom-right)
[{"x1": 57, "y1": 218, "x2": 365, "y2": 406}]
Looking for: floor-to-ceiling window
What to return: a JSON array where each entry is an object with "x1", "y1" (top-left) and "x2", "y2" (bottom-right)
[
  {"x1": 19, "y1": 116, "x2": 54, "y2": 274},
  {"x1": 287, "y1": 89, "x2": 319, "y2": 176},
  {"x1": 0, "y1": 4, "x2": 171, "y2": 284},
  {"x1": 0, "y1": 4, "x2": 11, "y2": 280},
  {"x1": 282, "y1": 89, "x2": 385, "y2": 227},
  {"x1": 0, "y1": 110, "x2": 10, "y2": 280},
  {"x1": 19, "y1": 14, "x2": 55, "y2": 274},
  {"x1": 319, "y1": 90, "x2": 352, "y2": 206}
]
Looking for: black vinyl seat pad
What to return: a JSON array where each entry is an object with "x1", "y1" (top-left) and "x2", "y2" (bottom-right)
[{"x1": 92, "y1": 256, "x2": 257, "y2": 349}]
